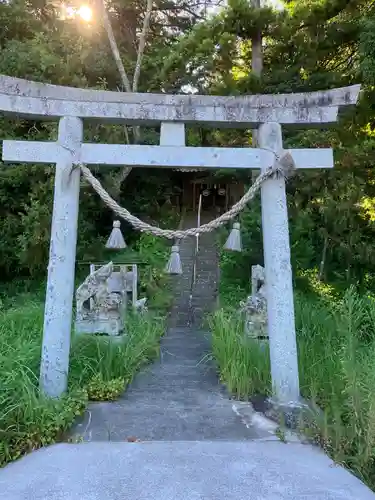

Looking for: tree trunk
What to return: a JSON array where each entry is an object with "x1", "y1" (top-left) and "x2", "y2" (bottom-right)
[
  {"x1": 99, "y1": 0, "x2": 154, "y2": 195},
  {"x1": 318, "y1": 235, "x2": 329, "y2": 281},
  {"x1": 251, "y1": 0, "x2": 263, "y2": 78},
  {"x1": 251, "y1": 0, "x2": 262, "y2": 181}
]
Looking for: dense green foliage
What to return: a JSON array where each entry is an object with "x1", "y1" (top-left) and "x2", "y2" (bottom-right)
[
  {"x1": 0, "y1": 0, "x2": 188, "y2": 279},
  {"x1": 0, "y1": 301, "x2": 165, "y2": 464},
  {"x1": 1, "y1": 0, "x2": 374, "y2": 288}
]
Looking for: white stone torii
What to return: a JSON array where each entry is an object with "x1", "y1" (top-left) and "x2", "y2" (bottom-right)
[{"x1": 0, "y1": 75, "x2": 360, "y2": 403}]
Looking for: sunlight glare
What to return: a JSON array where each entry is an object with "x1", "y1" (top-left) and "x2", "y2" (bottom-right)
[
  {"x1": 263, "y1": 0, "x2": 284, "y2": 10},
  {"x1": 77, "y1": 5, "x2": 92, "y2": 21}
]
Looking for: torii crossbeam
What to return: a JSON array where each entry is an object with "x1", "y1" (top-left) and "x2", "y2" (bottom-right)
[{"x1": 0, "y1": 75, "x2": 360, "y2": 403}]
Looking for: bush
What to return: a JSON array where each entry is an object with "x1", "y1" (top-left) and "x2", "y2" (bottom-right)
[
  {"x1": 69, "y1": 312, "x2": 165, "y2": 391},
  {"x1": 0, "y1": 303, "x2": 84, "y2": 464}
]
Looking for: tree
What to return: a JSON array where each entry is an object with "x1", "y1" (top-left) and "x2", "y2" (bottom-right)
[
  {"x1": 157, "y1": 0, "x2": 375, "y2": 288},
  {"x1": 1, "y1": 0, "x2": 375, "y2": 290}
]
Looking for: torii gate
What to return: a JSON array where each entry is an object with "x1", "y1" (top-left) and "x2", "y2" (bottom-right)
[{"x1": 0, "y1": 75, "x2": 360, "y2": 404}]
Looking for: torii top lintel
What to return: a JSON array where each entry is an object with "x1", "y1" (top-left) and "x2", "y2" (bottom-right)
[{"x1": 0, "y1": 75, "x2": 360, "y2": 128}]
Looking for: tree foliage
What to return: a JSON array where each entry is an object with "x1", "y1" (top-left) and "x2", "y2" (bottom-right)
[
  {"x1": 162, "y1": 0, "x2": 375, "y2": 289},
  {"x1": 0, "y1": 0, "x2": 375, "y2": 289}
]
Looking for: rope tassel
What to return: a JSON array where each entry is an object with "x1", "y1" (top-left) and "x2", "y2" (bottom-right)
[
  {"x1": 224, "y1": 222, "x2": 242, "y2": 252},
  {"x1": 165, "y1": 245, "x2": 183, "y2": 275},
  {"x1": 106, "y1": 220, "x2": 127, "y2": 249}
]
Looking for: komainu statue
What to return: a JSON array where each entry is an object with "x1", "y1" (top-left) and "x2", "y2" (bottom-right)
[
  {"x1": 75, "y1": 262, "x2": 126, "y2": 336},
  {"x1": 240, "y1": 265, "x2": 268, "y2": 340}
]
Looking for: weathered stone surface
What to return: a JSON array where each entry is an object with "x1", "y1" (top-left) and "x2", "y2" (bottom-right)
[
  {"x1": 75, "y1": 262, "x2": 126, "y2": 336},
  {"x1": 0, "y1": 74, "x2": 360, "y2": 126},
  {"x1": 168, "y1": 213, "x2": 218, "y2": 329},
  {"x1": 39, "y1": 115, "x2": 82, "y2": 399},
  {"x1": 2, "y1": 140, "x2": 334, "y2": 170},
  {"x1": 75, "y1": 318, "x2": 124, "y2": 336},
  {"x1": 241, "y1": 264, "x2": 268, "y2": 339},
  {"x1": 259, "y1": 122, "x2": 300, "y2": 404},
  {"x1": 1, "y1": 441, "x2": 375, "y2": 500}
]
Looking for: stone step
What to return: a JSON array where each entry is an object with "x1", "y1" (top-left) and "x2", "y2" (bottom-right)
[
  {"x1": 76, "y1": 411, "x2": 258, "y2": 442},
  {"x1": 162, "y1": 338, "x2": 210, "y2": 345},
  {"x1": 160, "y1": 346, "x2": 208, "y2": 354},
  {"x1": 143, "y1": 360, "x2": 213, "y2": 371},
  {"x1": 160, "y1": 343, "x2": 209, "y2": 349},
  {"x1": 108, "y1": 392, "x2": 234, "y2": 412},
  {"x1": 189, "y1": 300, "x2": 217, "y2": 306},
  {"x1": 162, "y1": 337, "x2": 210, "y2": 345},
  {"x1": 125, "y1": 380, "x2": 219, "y2": 396},
  {"x1": 158, "y1": 354, "x2": 211, "y2": 365},
  {"x1": 168, "y1": 213, "x2": 218, "y2": 330},
  {"x1": 4, "y1": 441, "x2": 374, "y2": 500},
  {"x1": 166, "y1": 328, "x2": 209, "y2": 335},
  {"x1": 162, "y1": 333, "x2": 209, "y2": 341}
]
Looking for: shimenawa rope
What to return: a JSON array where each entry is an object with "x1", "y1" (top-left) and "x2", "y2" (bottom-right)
[{"x1": 77, "y1": 150, "x2": 295, "y2": 240}]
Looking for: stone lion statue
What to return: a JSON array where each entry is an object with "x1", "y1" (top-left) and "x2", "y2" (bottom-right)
[
  {"x1": 240, "y1": 265, "x2": 268, "y2": 339},
  {"x1": 75, "y1": 262, "x2": 125, "y2": 335}
]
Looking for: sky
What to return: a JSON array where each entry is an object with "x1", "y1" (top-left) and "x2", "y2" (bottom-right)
[
  {"x1": 265, "y1": 0, "x2": 284, "y2": 10},
  {"x1": 62, "y1": 0, "x2": 285, "y2": 24}
]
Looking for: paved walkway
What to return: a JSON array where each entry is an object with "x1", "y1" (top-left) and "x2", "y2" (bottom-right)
[
  {"x1": 1, "y1": 213, "x2": 375, "y2": 498},
  {"x1": 2, "y1": 441, "x2": 375, "y2": 500}
]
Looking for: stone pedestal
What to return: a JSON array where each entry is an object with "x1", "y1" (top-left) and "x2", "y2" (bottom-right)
[{"x1": 75, "y1": 317, "x2": 124, "y2": 336}]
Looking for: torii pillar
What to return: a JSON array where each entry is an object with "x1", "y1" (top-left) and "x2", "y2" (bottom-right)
[
  {"x1": 259, "y1": 122, "x2": 299, "y2": 404},
  {"x1": 41, "y1": 116, "x2": 83, "y2": 398}
]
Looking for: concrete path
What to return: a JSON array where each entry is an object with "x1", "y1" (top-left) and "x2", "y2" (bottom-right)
[
  {"x1": 2, "y1": 440, "x2": 375, "y2": 500},
  {"x1": 1, "y1": 212, "x2": 374, "y2": 498}
]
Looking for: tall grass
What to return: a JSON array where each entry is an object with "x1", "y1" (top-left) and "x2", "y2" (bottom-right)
[
  {"x1": 209, "y1": 309, "x2": 271, "y2": 397},
  {"x1": 209, "y1": 288, "x2": 375, "y2": 488},
  {"x1": 0, "y1": 302, "x2": 165, "y2": 466},
  {"x1": 69, "y1": 312, "x2": 165, "y2": 389},
  {"x1": 295, "y1": 289, "x2": 375, "y2": 484}
]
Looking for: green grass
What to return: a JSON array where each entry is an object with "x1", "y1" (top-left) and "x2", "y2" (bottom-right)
[
  {"x1": 69, "y1": 312, "x2": 165, "y2": 392},
  {"x1": 209, "y1": 309, "x2": 271, "y2": 397},
  {"x1": 0, "y1": 228, "x2": 174, "y2": 466},
  {"x1": 0, "y1": 302, "x2": 165, "y2": 466},
  {"x1": 209, "y1": 287, "x2": 375, "y2": 488}
]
